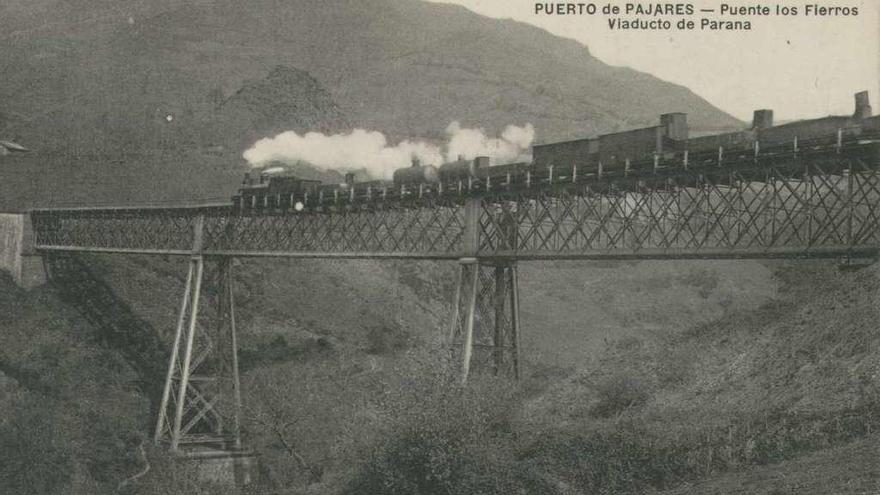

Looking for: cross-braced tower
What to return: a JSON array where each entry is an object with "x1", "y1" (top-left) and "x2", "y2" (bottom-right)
[
  {"x1": 448, "y1": 198, "x2": 522, "y2": 382},
  {"x1": 448, "y1": 258, "x2": 521, "y2": 382},
  {"x1": 154, "y1": 216, "x2": 244, "y2": 454}
]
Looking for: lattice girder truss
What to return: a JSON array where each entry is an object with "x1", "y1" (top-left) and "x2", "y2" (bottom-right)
[
  {"x1": 477, "y1": 157, "x2": 880, "y2": 259},
  {"x1": 203, "y1": 202, "x2": 466, "y2": 256},
  {"x1": 29, "y1": 154, "x2": 880, "y2": 260}
]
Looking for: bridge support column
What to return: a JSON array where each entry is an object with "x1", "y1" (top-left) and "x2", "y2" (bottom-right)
[
  {"x1": 449, "y1": 258, "x2": 521, "y2": 383},
  {"x1": 154, "y1": 255, "x2": 245, "y2": 456}
]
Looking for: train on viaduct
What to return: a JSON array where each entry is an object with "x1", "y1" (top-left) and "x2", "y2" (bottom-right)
[{"x1": 233, "y1": 91, "x2": 878, "y2": 210}]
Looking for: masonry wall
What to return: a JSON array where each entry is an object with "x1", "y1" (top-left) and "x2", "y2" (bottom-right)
[{"x1": 0, "y1": 213, "x2": 46, "y2": 288}]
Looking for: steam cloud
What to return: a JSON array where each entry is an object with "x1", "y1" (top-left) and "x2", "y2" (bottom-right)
[{"x1": 242, "y1": 122, "x2": 535, "y2": 179}]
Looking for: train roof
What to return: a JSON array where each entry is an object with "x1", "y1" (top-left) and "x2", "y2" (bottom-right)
[
  {"x1": 768, "y1": 115, "x2": 855, "y2": 129},
  {"x1": 533, "y1": 137, "x2": 595, "y2": 148}
]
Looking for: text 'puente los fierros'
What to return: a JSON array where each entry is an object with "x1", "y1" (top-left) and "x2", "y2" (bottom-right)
[{"x1": 21, "y1": 91, "x2": 880, "y2": 459}]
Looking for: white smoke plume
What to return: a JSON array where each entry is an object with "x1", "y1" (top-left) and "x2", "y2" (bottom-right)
[
  {"x1": 445, "y1": 122, "x2": 535, "y2": 166},
  {"x1": 242, "y1": 122, "x2": 535, "y2": 180}
]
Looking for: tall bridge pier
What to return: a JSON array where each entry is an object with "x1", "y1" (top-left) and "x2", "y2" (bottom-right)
[
  {"x1": 449, "y1": 197, "x2": 523, "y2": 382},
  {"x1": 145, "y1": 216, "x2": 252, "y2": 483},
  {"x1": 449, "y1": 258, "x2": 522, "y2": 382},
  {"x1": 153, "y1": 254, "x2": 244, "y2": 453},
  {"x1": 151, "y1": 227, "x2": 254, "y2": 482}
]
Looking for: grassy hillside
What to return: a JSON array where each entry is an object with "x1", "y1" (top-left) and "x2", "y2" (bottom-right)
[
  {"x1": 661, "y1": 434, "x2": 880, "y2": 494},
  {"x1": 2, "y1": 254, "x2": 879, "y2": 493},
  {"x1": 511, "y1": 261, "x2": 880, "y2": 494},
  {"x1": 0, "y1": 272, "x2": 149, "y2": 494}
]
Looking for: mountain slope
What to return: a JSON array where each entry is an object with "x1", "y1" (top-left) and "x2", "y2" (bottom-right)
[{"x1": 0, "y1": 0, "x2": 740, "y2": 208}]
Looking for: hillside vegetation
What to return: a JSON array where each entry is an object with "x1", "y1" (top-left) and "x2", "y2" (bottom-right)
[{"x1": 2, "y1": 255, "x2": 879, "y2": 494}]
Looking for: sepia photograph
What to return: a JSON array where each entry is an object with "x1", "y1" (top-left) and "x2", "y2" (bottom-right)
[{"x1": 0, "y1": 0, "x2": 878, "y2": 493}]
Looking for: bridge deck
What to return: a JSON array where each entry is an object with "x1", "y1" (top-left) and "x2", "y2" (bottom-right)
[{"x1": 30, "y1": 139, "x2": 880, "y2": 261}]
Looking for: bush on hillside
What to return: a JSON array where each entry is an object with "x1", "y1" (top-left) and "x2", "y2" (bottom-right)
[
  {"x1": 365, "y1": 322, "x2": 411, "y2": 355},
  {"x1": 524, "y1": 426, "x2": 694, "y2": 495},
  {"x1": 654, "y1": 344, "x2": 694, "y2": 386},
  {"x1": 591, "y1": 374, "x2": 651, "y2": 418},
  {"x1": 345, "y1": 376, "x2": 556, "y2": 495}
]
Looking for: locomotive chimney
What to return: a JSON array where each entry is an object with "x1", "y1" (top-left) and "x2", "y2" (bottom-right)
[
  {"x1": 411, "y1": 157, "x2": 421, "y2": 168},
  {"x1": 344, "y1": 172, "x2": 356, "y2": 185},
  {"x1": 854, "y1": 91, "x2": 872, "y2": 119},
  {"x1": 752, "y1": 109, "x2": 774, "y2": 130},
  {"x1": 473, "y1": 156, "x2": 490, "y2": 168},
  {"x1": 660, "y1": 113, "x2": 688, "y2": 140}
]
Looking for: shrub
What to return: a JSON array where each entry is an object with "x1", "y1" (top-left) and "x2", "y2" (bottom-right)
[
  {"x1": 654, "y1": 345, "x2": 693, "y2": 386},
  {"x1": 591, "y1": 374, "x2": 651, "y2": 418},
  {"x1": 523, "y1": 426, "x2": 694, "y2": 495},
  {"x1": 344, "y1": 377, "x2": 555, "y2": 495},
  {"x1": 365, "y1": 323, "x2": 411, "y2": 355}
]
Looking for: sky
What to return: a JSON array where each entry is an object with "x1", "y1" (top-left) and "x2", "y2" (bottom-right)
[{"x1": 432, "y1": 0, "x2": 879, "y2": 122}]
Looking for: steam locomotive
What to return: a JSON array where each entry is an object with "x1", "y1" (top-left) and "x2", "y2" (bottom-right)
[{"x1": 233, "y1": 91, "x2": 880, "y2": 211}]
